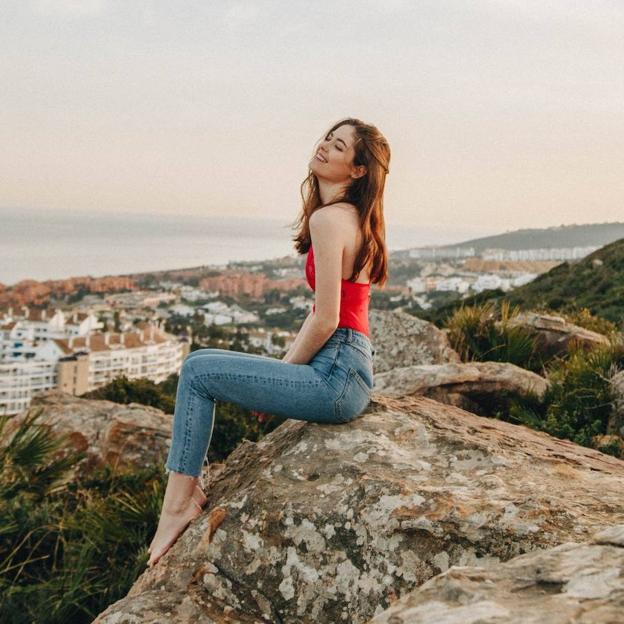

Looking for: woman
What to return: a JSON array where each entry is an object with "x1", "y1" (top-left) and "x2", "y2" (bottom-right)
[{"x1": 147, "y1": 117, "x2": 390, "y2": 567}]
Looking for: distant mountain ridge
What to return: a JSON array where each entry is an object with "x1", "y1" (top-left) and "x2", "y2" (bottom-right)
[{"x1": 442, "y1": 222, "x2": 624, "y2": 252}]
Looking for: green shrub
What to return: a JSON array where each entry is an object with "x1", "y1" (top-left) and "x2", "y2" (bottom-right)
[
  {"x1": 555, "y1": 307, "x2": 618, "y2": 337},
  {"x1": 540, "y1": 341, "x2": 624, "y2": 452},
  {"x1": 0, "y1": 408, "x2": 165, "y2": 624},
  {"x1": 445, "y1": 301, "x2": 543, "y2": 372},
  {"x1": 82, "y1": 374, "x2": 175, "y2": 414}
]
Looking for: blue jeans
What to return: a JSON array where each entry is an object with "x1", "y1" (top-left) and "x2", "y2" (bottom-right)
[{"x1": 165, "y1": 327, "x2": 375, "y2": 477}]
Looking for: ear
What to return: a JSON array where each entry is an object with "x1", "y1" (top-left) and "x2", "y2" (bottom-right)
[{"x1": 351, "y1": 164, "x2": 367, "y2": 179}]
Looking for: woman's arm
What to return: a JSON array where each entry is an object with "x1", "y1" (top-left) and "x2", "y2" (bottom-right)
[
  {"x1": 282, "y1": 310, "x2": 313, "y2": 362},
  {"x1": 282, "y1": 310, "x2": 336, "y2": 364},
  {"x1": 283, "y1": 208, "x2": 344, "y2": 364}
]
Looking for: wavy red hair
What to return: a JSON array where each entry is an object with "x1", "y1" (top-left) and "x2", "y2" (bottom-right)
[{"x1": 290, "y1": 117, "x2": 391, "y2": 288}]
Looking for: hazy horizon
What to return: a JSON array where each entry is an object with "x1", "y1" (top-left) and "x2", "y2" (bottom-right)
[{"x1": 2, "y1": 1, "x2": 623, "y2": 231}]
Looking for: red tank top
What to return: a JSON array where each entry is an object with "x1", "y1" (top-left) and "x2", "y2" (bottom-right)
[{"x1": 305, "y1": 244, "x2": 371, "y2": 337}]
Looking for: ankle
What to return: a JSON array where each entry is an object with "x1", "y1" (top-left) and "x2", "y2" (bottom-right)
[
  {"x1": 162, "y1": 471, "x2": 199, "y2": 514},
  {"x1": 162, "y1": 496, "x2": 194, "y2": 516}
]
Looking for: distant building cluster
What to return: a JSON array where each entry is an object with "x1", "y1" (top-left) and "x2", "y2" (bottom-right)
[
  {"x1": 482, "y1": 246, "x2": 599, "y2": 261},
  {"x1": 0, "y1": 306, "x2": 189, "y2": 416},
  {"x1": 410, "y1": 245, "x2": 598, "y2": 262},
  {"x1": 407, "y1": 271, "x2": 538, "y2": 297},
  {"x1": 409, "y1": 247, "x2": 476, "y2": 259}
]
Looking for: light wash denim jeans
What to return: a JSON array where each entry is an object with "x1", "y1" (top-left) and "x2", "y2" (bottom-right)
[{"x1": 165, "y1": 327, "x2": 375, "y2": 477}]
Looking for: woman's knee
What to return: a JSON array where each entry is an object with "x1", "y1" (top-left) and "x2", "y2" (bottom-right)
[
  {"x1": 183, "y1": 348, "x2": 221, "y2": 368},
  {"x1": 181, "y1": 352, "x2": 204, "y2": 377}
]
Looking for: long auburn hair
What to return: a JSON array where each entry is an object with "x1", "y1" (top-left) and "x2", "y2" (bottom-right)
[{"x1": 290, "y1": 117, "x2": 390, "y2": 288}]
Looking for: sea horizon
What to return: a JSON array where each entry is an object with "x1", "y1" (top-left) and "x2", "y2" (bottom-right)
[{"x1": 1, "y1": 206, "x2": 498, "y2": 287}]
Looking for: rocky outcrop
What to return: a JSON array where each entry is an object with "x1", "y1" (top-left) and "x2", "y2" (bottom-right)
[
  {"x1": 372, "y1": 360, "x2": 549, "y2": 412},
  {"x1": 22, "y1": 389, "x2": 172, "y2": 475},
  {"x1": 369, "y1": 523, "x2": 624, "y2": 624},
  {"x1": 94, "y1": 394, "x2": 624, "y2": 624},
  {"x1": 503, "y1": 311, "x2": 610, "y2": 357},
  {"x1": 369, "y1": 310, "x2": 460, "y2": 373},
  {"x1": 608, "y1": 370, "x2": 624, "y2": 437}
]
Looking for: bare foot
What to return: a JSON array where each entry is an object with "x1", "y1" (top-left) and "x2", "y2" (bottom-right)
[
  {"x1": 147, "y1": 497, "x2": 202, "y2": 567},
  {"x1": 193, "y1": 483, "x2": 208, "y2": 508},
  {"x1": 148, "y1": 484, "x2": 207, "y2": 556}
]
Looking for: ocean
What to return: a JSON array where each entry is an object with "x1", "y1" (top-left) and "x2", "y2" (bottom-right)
[{"x1": 0, "y1": 207, "x2": 494, "y2": 286}]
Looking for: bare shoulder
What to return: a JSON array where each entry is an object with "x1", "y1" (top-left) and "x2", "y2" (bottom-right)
[{"x1": 310, "y1": 203, "x2": 359, "y2": 238}]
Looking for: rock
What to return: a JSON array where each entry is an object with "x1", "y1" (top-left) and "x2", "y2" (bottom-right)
[
  {"x1": 17, "y1": 389, "x2": 172, "y2": 475},
  {"x1": 373, "y1": 360, "x2": 550, "y2": 405},
  {"x1": 607, "y1": 370, "x2": 624, "y2": 437},
  {"x1": 94, "y1": 395, "x2": 624, "y2": 623},
  {"x1": 367, "y1": 523, "x2": 624, "y2": 624},
  {"x1": 369, "y1": 310, "x2": 460, "y2": 374},
  {"x1": 503, "y1": 311, "x2": 610, "y2": 358}
]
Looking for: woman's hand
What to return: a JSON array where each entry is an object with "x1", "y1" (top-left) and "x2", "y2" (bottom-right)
[{"x1": 251, "y1": 410, "x2": 270, "y2": 423}]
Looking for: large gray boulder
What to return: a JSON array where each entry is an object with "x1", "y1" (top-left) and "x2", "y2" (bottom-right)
[
  {"x1": 94, "y1": 394, "x2": 624, "y2": 624},
  {"x1": 22, "y1": 389, "x2": 172, "y2": 475},
  {"x1": 369, "y1": 310, "x2": 460, "y2": 373},
  {"x1": 368, "y1": 524, "x2": 624, "y2": 624},
  {"x1": 373, "y1": 360, "x2": 549, "y2": 413}
]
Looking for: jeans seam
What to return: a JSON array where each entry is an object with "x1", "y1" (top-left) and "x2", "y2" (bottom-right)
[
  {"x1": 177, "y1": 375, "x2": 198, "y2": 473},
  {"x1": 193, "y1": 372, "x2": 320, "y2": 389},
  {"x1": 352, "y1": 368, "x2": 372, "y2": 394},
  {"x1": 327, "y1": 341, "x2": 343, "y2": 382},
  {"x1": 346, "y1": 342, "x2": 372, "y2": 360}
]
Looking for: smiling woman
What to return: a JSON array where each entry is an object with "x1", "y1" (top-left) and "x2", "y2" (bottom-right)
[{"x1": 147, "y1": 117, "x2": 391, "y2": 568}]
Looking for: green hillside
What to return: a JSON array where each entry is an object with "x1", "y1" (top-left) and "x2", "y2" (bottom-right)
[{"x1": 425, "y1": 237, "x2": 624, "y2": 327}]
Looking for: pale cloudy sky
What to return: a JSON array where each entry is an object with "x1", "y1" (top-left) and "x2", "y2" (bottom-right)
[{"x1": 2, "y1": 0, "x2": 623, "y2": 232}]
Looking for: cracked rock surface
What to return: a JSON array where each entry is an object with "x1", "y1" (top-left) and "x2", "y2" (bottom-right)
[
  {"x1": 368, "y1": 524, "x2": 624, "y2": 624},
  {"x1": 93, "y1": 395, "x2": 624, "y2": 623},
  {"x1": 369, "y1": 310, "x2": 460, "y2": 373},
  {"x1": 14, "y1": 389, "x2": 171, "y2": 476},
  {"x1": 373, "y1": 360, "x2": 550, "y2": 412}
]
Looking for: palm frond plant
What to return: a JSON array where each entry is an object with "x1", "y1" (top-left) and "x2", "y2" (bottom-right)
[
  {"x1": 0, "y1": 407, "x2": 166, "y2": 624},
  {"x1": 445, "y1": 300, "x2": 542, "y2": 371}
]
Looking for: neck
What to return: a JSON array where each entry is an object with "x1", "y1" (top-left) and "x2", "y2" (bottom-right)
[{"x1": 318, "y1": 177, "x2": 350, "y2": 205}]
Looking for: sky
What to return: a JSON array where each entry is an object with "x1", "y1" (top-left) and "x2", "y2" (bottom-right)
[{"x1": 1, "y1": 0, "x2": 623, "y2": 234}]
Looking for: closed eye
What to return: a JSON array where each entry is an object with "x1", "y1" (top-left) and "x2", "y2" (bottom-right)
[
  {"x1": 325, "y1": 132, "x2": 345, "y2": 151},
  {"x1": 325, "y1": 134, "x2": 343, "y2": 151}
]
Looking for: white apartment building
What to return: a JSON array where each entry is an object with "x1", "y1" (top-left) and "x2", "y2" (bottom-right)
[{"x1": 0, "y1": 307, "x2": 189, "y2": 416}]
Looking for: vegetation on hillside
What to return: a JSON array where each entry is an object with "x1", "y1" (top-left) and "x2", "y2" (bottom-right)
[
  {"x1": 442, "y1": 300, "x2": 624, "y2": 459},
  {"x1": 424, "y1": 238, "x2": 624, "y2": 327},
  {"x1": 0, "y1": 408, "x2": 165, "y2": 624}
]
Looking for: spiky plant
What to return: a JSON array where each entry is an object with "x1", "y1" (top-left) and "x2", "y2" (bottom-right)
[
  {"x1": 541, "y1": 340, "x2": 624, "y2": 449},
  {"x1": 0, "y1": 407, "x2": 166, "y2": 624},
  {"x1": 445, "y1": 300, "x2": 542, "y2": 371},
  {"x1": 0, "y1": 406, "x2": 82, "y2": 501}
]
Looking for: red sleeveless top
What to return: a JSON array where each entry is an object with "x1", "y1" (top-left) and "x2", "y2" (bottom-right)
[{"x1": 305, "y1": 244, "x2": 371, "y2": 337}]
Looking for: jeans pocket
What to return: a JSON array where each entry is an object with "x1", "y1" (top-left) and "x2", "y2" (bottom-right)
[
  {"x1": 311, "y1": 341, "x2": 342, "y2": 389},
  {"x1": 334, "y1": 367, "x2": 372, "y2": 423}
]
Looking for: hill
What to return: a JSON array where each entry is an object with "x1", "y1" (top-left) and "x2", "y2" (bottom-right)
[
  {"x1": 424, "y1": 237, "x2": 624, "y2": 326},
  {"x1": 448, "y1": 222, "x2": 624, "y2": 252}
]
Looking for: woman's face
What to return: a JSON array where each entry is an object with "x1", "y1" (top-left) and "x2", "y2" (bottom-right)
[{"x1": 309, "y1": 124, "x2": 363, "y2": 182}]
